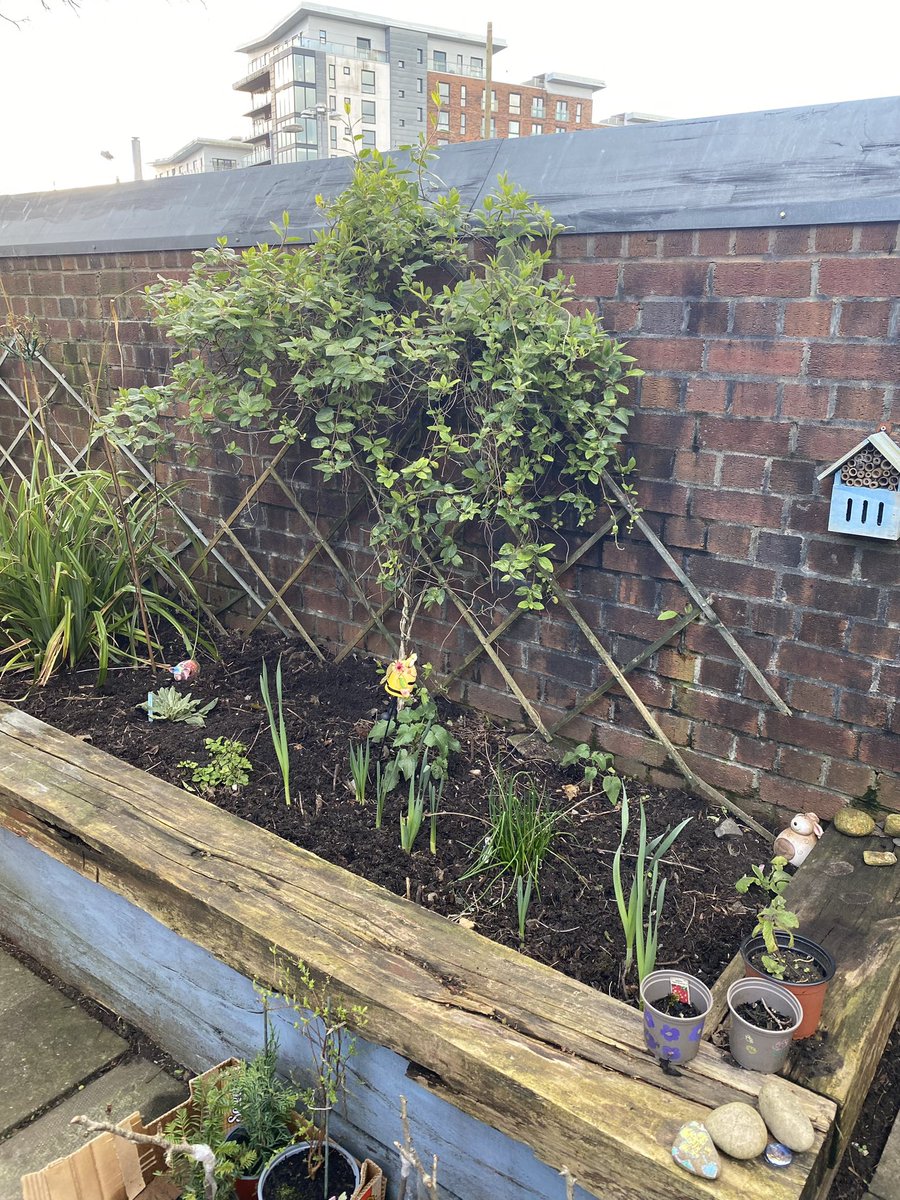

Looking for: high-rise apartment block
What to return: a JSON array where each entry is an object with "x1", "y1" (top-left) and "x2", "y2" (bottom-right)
[{"x1": 232, "y1": 4, "x2": 605, "y2": 165}]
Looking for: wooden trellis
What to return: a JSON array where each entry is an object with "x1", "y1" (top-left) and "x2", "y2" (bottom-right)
[{"x1": 0, "y1": 350, "x2": 790, "y2": 831}]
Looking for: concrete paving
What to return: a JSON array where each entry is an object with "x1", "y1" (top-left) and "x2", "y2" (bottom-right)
[
  {"x1": 0, "y1": 949, "x2": 188, "y2": 1200},
  {"x1": 869, "y1": 1110, "x2": 900, "y2": 1200}
]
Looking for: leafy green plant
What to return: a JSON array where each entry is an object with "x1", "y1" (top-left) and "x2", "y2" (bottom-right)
[
  {"x1": 102, "y1": 140, "x2": 640, "y2": 655},
  {"x1": 0, "y1": 447, "x2": 207, "y2": 684},
  {"x1": 463, "y1": 767, "x2": 565, "y2": 945},
  {"x1": 560, "y1": 742, "x2": 621, "y2": 802},
  {"x1": 180, "y1": 737, "x2": 252, "y2": 793},
  {"x1": 612, "y1": 786, "x2": 692, "y2": 985},
  {"x1": 139, "y1": 686, "x2": 217, "y2": 726},
  {"x1": 735, "y1": 856, "x2": 798, "y2": 979},
  {"x1": 223, "y1": 1037, "x2": 305, "y2": 1179},
  {"x1": 161, "y1": 1068, "x2": 255, "y2": 1200},
  {"x1": 348, "y1": 740, "x2": 370, "y2": 804},
  {"x1": 260, "y1": 656, "x2": 291, "y2": 806},
  {"x1": 370, "y1": 682, "x2": 459, "y2": 782},
  {"x1": 398, "y1": 756, "x2": 444, "y2": 855}
]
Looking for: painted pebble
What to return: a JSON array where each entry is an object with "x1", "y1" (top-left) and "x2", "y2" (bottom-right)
[
  {"x1": 758, "y1": 1079, "x2": 815, "y2": 1153},
  {"x1": 765, "y1": 1142, "x2": 794, "y2": 1168},
  {"x1": 833, "y1": 807, "x2": 875, "y2": 837},
  {"x1": 672, "y1": 1121, "x2": 720, "y2": 1179},
  {"x1": 705, "y1": 1102, "x2": 768, "y2": 1160}
]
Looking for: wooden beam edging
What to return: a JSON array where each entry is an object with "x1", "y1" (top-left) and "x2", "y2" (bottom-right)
[{"x1": 0, "y1": 703, "x2": 835, "y2": 1200}]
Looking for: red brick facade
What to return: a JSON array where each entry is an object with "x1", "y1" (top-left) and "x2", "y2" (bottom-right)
[
  {"x1": 426, "y1": 73, "x2": 593, "y2": 142},
  {"x1": 1, "y1": 220, "x2": 898, "y2": 821}
]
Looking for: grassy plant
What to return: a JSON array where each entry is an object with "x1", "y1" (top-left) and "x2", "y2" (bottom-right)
[
  {"x1": 138, "y1": 686, "x2": 217, "y2": 726},
  {"x1": 429, "y1": 774, "x2": 443, "y2": 855},
  {"x1": 735, "y1": 856, "x2": 798, "y2": 978},
  {"x1": 0, "y1": 448, "x2": 206, "y2": 684},
  {"x1": 261, "y1": 656, "x2": 291, "y2": 806},
  {"x1": 374, "y1": 756, "x2": 400, "y2": 830},
  {"x1": 180, "y1": 737, "x2": 252, "y2": 793},
  {"x1": 348, "y1": 740, "x2": 370, "y2": 804},
  {"x1": 612, "y1": 786, "x2": 692, "y2": 985},
  {"x1": 463, "y1": 767, "x2": 564, "y2": 945},
  {"x1": 399, "y1": 757, "x2": 430, "y2": 853}
]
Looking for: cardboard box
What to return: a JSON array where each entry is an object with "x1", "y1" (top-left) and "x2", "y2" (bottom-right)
[{"x1": 21, "y1": 1062, "x2": 384, "y2": 1200}]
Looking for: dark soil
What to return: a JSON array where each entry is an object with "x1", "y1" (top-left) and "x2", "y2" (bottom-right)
[
  {"x1": 735, "y1": 999, "x2": 794, "y2": 1031},
  {"x1": 831, "y1": 1021, "x2": 900, "y2": 1200},
  {"x1": 0, "y1": 630, "x2": 772, "y2": 1001},
  {"x1": 748, "y1": 946, "x2": 826, "y2": 985},
  {"x1": 651, "y1": 994, "x2": 701, "y2": 1019},
  {"x1": 260, "y1": 1144, "x2": 357, "y2": 1200}
]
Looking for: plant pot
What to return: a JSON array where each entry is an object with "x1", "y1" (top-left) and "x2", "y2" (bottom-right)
[
  {"x1": 727, "y1": 978, "x2": 802, "y2": 1072},
  {"x1": 740, "y1": 933, "x2": 836, "y2": 1040},
  {"x1": 224, "y1": 1126, "x2": 263, "y2": 1200},
  {"x1": 639, "y1": 970, "x2": 713, "y2": 1066},
  {"x1": 258, "y1": 1139, "x2": 361, "y2": 1200}
]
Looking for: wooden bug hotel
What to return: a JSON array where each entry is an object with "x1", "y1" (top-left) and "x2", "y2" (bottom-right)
[{"x1": 817, "y1": 428, "x2": 900, "y2": 541}]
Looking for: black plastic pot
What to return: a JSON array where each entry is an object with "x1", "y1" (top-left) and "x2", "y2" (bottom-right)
[
  {"x1": 740, "y1": 932, "x2": 835, "y2": 1039},
  {"x1": 258, "y1": 1139, "x2": 360, "y2": 1200}
]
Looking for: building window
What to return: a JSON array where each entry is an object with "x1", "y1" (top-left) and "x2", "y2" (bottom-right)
[
  {"x1": 417, "y1": 47, "x2": 424, "y2": 63},
  {"x1": 399, "y1": 118, "x2": 405, "y2": 127},
  {"x1": 328, "y1": 64, "x2": 335, "y2": 84},
  {"x1": 361, "y1": 129, "x2": 376, "y2": 147},
  {"x1": 357, "y1": 36, "x2": 371, "y2": 50},
  {"x1": 361, "y1": 99, "x2": 376, "y2": 122},
  {"x1": 460, "y1": 112, "x2": 466, "y2": 134},
  {"x1": 556, "y1": 125, "x2": 566, "y2": 133},
  {"x1": 532, "y1": 97, "x2": 545, "y2": 118},
  {"x1": 274, "y1": 83, "x2": 316, "y2": 119},
  {"x1": 319, "y1": 28, "x2": 326, "y2": 41},
  {"x1": 460, "y1": 84, "x2": 467, "y2": 106},
  {"x1": 416, "y1": 106, "x2": 423, "y2": 121},
  {"x1": 490, "y1": 117, "x2": 496, "y2": 137},
  {"x1": 361, "y1": 69, "x2": 375, "y2": 93},
  {"x1": 398, "y1": 89, "x2": 405, "y2": 98},
  {"x1": 433, "y1": 50, "x2": 446, "y2": 70},
  {"x1": 575, "y1": 102, "x2": 583, "y2": 123},
  {"x1": 397, "y1": 59, "x2": 404, "y2": 68},
  {"x1": 437, "y1": 110, "x2": 449, "y2": 130},
  {"x1": 211, "y1": 158, "x2": 236, "y2": 170},
  {"x1": 531, "y1": 122, "x2": 542, "y2": 134},
  {"x1": 508, "y1": 120, "x2": 519, "y2": 138},
  {"x1": 416, "y1": 76, "x2": 423, "y2": 93},
  {"x1": 330, "y1": 126, "x2": 337, "y2": 147},
  {"x1": 343, "y1": 66, "x2": 351, "y2": 75},
  {"x1": 329, "y1": 93, "x2": 337, "y2": 110},
  {"x1": 556, "y1": 99, "x2": 568, "y2": 121},
  {"x1": 509, "y1": 92, "x2": 521, "y2": 115},
  {"x1": 438, "y1": 81, "x2": 450, "y2": 103},
  {"x1": 470, "y1": 56, "x2": 482, "y2": 73}
]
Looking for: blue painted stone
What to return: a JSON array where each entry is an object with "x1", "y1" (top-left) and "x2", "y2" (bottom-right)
[
  {"x1": 765, "y1": 1142, "x2": 793, "y2": 1168},
  {"x1": 672, "y1": 1121, "x2": 720, "y2": 1179}
]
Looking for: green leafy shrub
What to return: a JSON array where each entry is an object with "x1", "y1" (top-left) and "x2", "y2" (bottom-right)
[
  {"x1": 102, "y1": 142, "x2": 640, "y2": 651},
  {"x1": 369, "y1": 683, "x2": 459, "y2": 782},
  {"x1": 735, "y1": 856, "x2": 799, "y2": 978},
  {"x1": 180, "y1": 737, "x2": 252, "y2": 792},
  {"x1": 0, "y1": 449, "x2": 207, "y2": 684}
]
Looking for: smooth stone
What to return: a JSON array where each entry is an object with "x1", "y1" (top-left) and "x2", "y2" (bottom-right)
[
  {"x1": 705, "y1": 1102, "x2": 768, "y2": 1160},
  {"x1": 672, "y1": 1121, "x2": 720, "y2": 1179},
  {"x1": 884, "y1": 813, "x2": 900, "y2": 837},
  {"x1": 863, "y1": 850, "x2": 897, "y2": 867},
  {"x1": 758, "y1": 1079, "x2": 816, "y2": 1153},
  {"x1": 833, "y1": 808, "x2": 876, "y2": 837},
  {"x1": 765, "y1": 1142, "x2": 793, "y2": 1168},
  {"x1": 715, "y1": 817, "x2": 743, "y2": 839}
]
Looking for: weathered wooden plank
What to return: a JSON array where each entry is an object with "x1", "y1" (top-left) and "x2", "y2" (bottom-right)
[
  {"x1": 710, "y1": 824, "x2": 900, "y2": 1175},
  {"x1": 0, "y1": 704, "x2": 836, "y2": 1200}
]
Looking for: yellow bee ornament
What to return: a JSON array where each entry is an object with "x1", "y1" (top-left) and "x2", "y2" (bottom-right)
[{"x1": 383, "y1": 653, "x2": 418, "y2": 700}]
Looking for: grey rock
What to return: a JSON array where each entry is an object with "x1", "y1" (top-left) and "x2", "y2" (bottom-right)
[
  {"x1": 758, "y1": 1079, "x2": 816, "y2": 1153},
  {"x1": 715, "y1": 818, "x2": 744, "y2": 839},
  {"x1": 833, "y1": 808, "x2": 876, "y2": 837},
  {"x1": 705, "y1": 1102, "x2": 768, "y2": 1159}
]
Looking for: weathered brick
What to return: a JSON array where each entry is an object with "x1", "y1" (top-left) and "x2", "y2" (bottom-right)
[
  {"x1": 639, "y1": 376, "x2": 681, "y2": 409},
  {"x1": 713, "y1": 261, "x2": 811, "y2": 298},
  {"x1": 674, "y1": 450, "x2": 718, "y2": 485},
  {"x1": 732, "y1": 229, "x2": 770, "y2": 255},
  {"x1": 780, "y1": 573, "x2": 879, "y2": 618},
  {"x1": 798, "y1": 611, "x2": 849, "y2": 649},
  {"x1": 632, "y1": 337, "x2": 704, "y2": 371},
  {"x1": 683, "y1": 751, "x2": 757, "y2": 796},
  {"x1": 660, "y1": 231, "x2": 695, "y2": 257},
  {"x1": 778, "y1": 747, "x2": 824, "y2": 784},
  {"x1": 818, "y1": 257, "x2": 900, "y2": 296},
  {"x1": 565, "y1": 262, "x2": 619, "y2": 297},
  {"x1": 856, "y1": 223, "x2": 898, "y2": 253},
  {"x1": 706, "y1": 524, "x2": 752, "y2": 557},
  {"x1": 789, "y1": 680, "x2": 837, "y2": 719},
  {"x1": 622, "y1": 261, "x2": 708, "y2": 298},
  {"x1": 771, "y1": 227, "x2": 813, "y2": 255},
  {"x1": 764, "y1": 712, "x2": 858, "y2": 757},
  {"x1": 699, "y1": 416, "x2": 792, "y2": 455},
  {"x1": 758, "y1": 777, "x2": 845, "y2": 819},
  {"x1": 804, "y1": 538, "x2": 857, "y2": 577},
  {"x1": 707, "y1": 339, "x2": 805, "y2": 377},
  {"x1": 838, "y1": 300, "x2": 892, "y2": 337},
  {"x1": 858, "y1": 731, "x2": 900, "y2": 773},
  {"x1": 814, "y1": 225, "x2": 855, "y2": 253},
  {"x1": 808, "y1": 342, "x2": 900, "y2": 381},
  {"x1": 838, "y1": 690, "x2": 893, "y2": 729},
  {"x1": 685, "y1": 300, "x2": 729, "y2": 335},
  {"x1": 831, "y1": 385, "x2": 887, "y2": 422},
  {"x1": 684, "y1": 379, "x2": 728, "y2": 412},
  {"x1": 848, "y1": 623, "x2": 899, "y2": 659},
  {"x1": 692, "y1": 489, "x2": 784, "y2": 527},
  {"x1": 676, "y1": 689, "x2": 760, "y2": 735},
  {"x1": 732, "y1": 301, "x2": 779, "y2": 336},
  {"x1": 731, "y1": 381, "x2": 778, "y2": 418},
  {"x1": 756, "y1": 531, "x2": 803, "y2": 567},
  {"x1": 722, "y1": 454, "x2": 768, "y2": 490},
  {"x1": 778, "y1": 643, "x2": 873, "y2": 691},
  {"x1": 824, "y1": 759, "x2": 876, "y2": 797}
]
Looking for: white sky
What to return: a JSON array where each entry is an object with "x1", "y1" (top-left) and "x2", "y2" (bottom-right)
[{"x1": 0, "y1": 0, "x2": 898, "y2": 194}]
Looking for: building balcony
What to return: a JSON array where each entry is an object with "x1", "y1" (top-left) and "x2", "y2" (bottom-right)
[
  {"x1": 234, "y1": 35, "x2": 387, "y2": 91},
  {"x1": 429, "y1": 58, "x2": 486, "y2": 79},
  {"x1": 245, "y1": 93, "x2": 272, "y2": 118}
]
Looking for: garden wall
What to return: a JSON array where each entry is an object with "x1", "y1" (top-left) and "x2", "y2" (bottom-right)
[{"x1": 0, "y1": 98, "x2": 897, "y2": 823}]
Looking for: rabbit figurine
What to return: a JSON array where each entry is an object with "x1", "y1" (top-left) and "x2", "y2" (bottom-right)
[{"x1": 773, "y1": 812, "x2": 823, "y2": 867}]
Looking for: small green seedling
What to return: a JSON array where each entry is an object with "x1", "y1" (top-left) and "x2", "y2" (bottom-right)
[
  {"x1": 179, "y1": 737, "x2": 252, "y2": 793},
  {"x1": 348, "y1": 740, "x2": 370, "y2": 804},
  {"x1": 139, "y1": 686, "x2": 217, "y2": 726},
  {"x1": 560, "y1": 742, "x2": 621, "y2": 803},
  {"x1": 735, "y1": 856, "x2": 798, "y2": 979}
]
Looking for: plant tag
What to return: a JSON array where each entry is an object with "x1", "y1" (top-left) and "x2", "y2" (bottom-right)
[{"x1": 670, "y1": 976, "x2": 691, "y2": 1005}]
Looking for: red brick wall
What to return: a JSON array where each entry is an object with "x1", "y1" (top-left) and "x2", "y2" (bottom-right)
[
  {"x1": 1, "y1": 222, "x2": 898, "y2": 821},
  {"x1": 427, "y1": 73, "x2": 592, "y2": 142}
]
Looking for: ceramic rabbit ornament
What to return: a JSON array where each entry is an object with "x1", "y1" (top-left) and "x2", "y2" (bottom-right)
[{"x1": 773, "y1": 812, "x2": 823, "y2": 867}]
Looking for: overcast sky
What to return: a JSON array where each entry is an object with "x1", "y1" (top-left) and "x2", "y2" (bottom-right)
[{"x1": 0, "y1": 0, "x2": 897, "y2": 193}]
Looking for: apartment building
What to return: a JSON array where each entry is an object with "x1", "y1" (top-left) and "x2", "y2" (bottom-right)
[
  {"x1": 152, "y1": 137, "x2": 255, "y2": 178},
  {"x1": 232, "y1": 3, "x2": 605, "y2": 165}
]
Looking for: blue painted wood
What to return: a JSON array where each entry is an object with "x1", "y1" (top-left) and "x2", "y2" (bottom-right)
[{"x1": 0, "y1": 826, "x2": 594, "y2": 1200}]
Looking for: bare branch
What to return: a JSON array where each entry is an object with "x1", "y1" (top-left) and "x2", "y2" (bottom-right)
[{"x1": 70, "y1": 1116, "x2": 218, "y2": 1200}]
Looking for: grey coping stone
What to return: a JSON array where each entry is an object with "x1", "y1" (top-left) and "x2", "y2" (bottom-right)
[
  {"x1": 0, "y1": 950, "x2": 128, "y2": 1138},
  {"x1": 869, "y1": 1108, "x2": 900, "y2": 1200},
  {"x1": 0, "y1": 1057, "x2": 188, "y2": 1199}
]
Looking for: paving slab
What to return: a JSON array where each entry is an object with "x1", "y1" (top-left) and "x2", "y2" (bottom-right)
[
  {"x1": 0, "y1": 950, "x2": 127, "y2": 1138},
  {"x1": 869, "y1": 1109, "x2": 900, "y2": 1200},
  {"x1": 0, "y1": 1057, "x2": 188, "y2": 1199}
]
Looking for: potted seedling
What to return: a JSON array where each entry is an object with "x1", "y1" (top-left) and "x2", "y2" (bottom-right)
[
  {"x1": 726, "y1": 978, "x2": 802, "y2": 1072},
  {"x1": 640, "y1": 970, "x2": 713, "y2": 1066},
  {"x1": 735, "y1": 858, "x2": 836, "y2": 1039}
]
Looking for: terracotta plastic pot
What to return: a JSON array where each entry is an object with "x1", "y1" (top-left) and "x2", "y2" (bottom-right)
[
  {"x1": 740, "y1": 933, "x2": 836, "y2": 1040},
  {"x1": 258, "y1": 1139, "x2": 361, "y2": 1200},
  {"x1": 224, "y1": 1126, "x2": 262, "y2": 1200},
  {"x1": 727, "y1": 978, "x2": 802, "y2": 1072},
  {"x1": 640, "y1": 970, "x2": 713, "y2": 1066}
]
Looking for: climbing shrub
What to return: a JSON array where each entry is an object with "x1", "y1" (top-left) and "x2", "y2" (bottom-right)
[{"x1": 103, "y1": 144, "x2": 640, "y2": 647}]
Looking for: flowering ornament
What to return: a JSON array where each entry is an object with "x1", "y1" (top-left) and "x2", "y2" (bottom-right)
[{"x1": 383, "y1": 653, "x2": 418, "y2": 700}]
